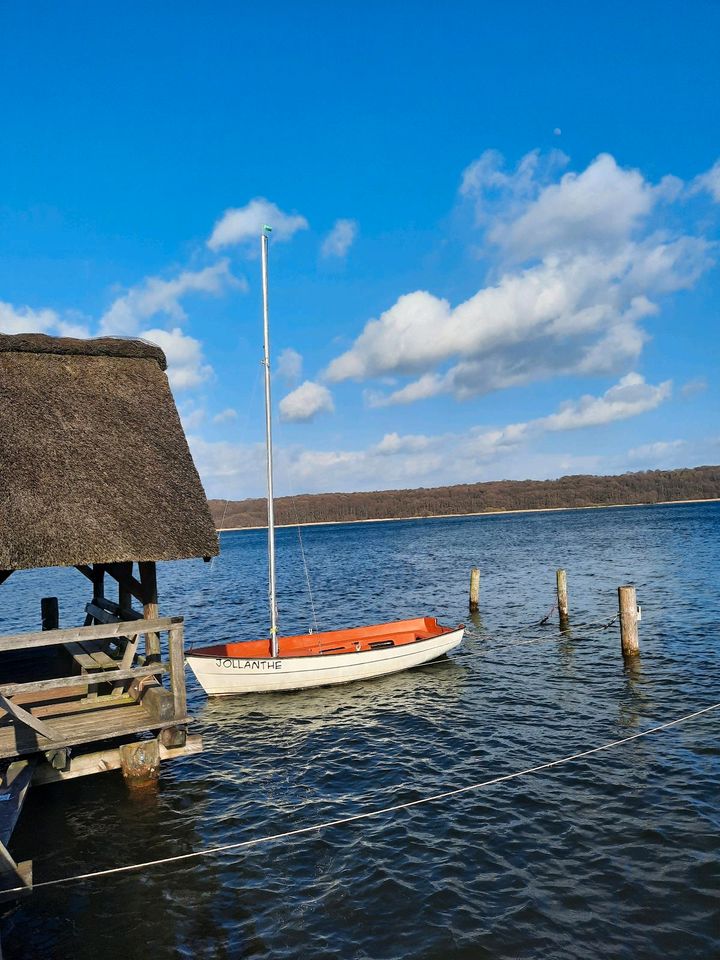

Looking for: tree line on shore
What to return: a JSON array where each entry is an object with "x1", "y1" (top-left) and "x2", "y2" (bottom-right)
[{"x1": 208, "y1": 465, "x2": 720, "y2": 529}]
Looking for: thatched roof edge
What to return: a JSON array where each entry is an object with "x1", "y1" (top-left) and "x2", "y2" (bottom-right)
[{"x1": 0, "y1": 332, "x2": 167, "y2": 369}]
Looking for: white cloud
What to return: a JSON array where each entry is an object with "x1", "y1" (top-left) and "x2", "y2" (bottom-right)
[
  {"x1": 325, "y1": 151, "x2": 712, "y2": 405},
  {"x1": 2, "y1": 257, "x2": 241, "y2": 398},
  {"x1": 277, "y1": 347, "x2": 303, "y2": 384},
  {"x1": 1, "y1": 301, "x2": 92, "y2": 339},
  {"x1": 190, "y1": 374, "x2": 672, "y2": 497},
  {"x1": 326, "y1": 241, "x2": 705, "y2": 400},
  {"x1": 680, "y1": 377, "x2": 708, "y2": 398},
  {"x1": 100, "y1": 260, "x2": 238, "y2": 335},
  {"x1": 179, "y1": 403, "x2": 206, "y2": 431},
  {"x1": 488, "y1": 153, "x2": 655, "y2": 261},
  {"x1": 692, "y1": 158, "x2": 720, "y2": 202},
  {"x1": 460, "y1": 148, "x2": 569, "y2": 226},
  {"x1": 0, "y1": 301, "x2": 58, "y2": 334},
  {"x1": 54, "y1": 318, "x2": 92, "y2": 338},
  {"x1": 279, "y1": 380, "x2": 334, "y2": 422},
  {"x1": 207, "y1": 198, "x2": 308, "y2": 250},
  {"x1": 321, "y1": 219, "x2": 358, "y2": 258},
  {"x1": 627, "y1": 439, "x2": 686, "y2": 462},
  {"x1": 213, "y1": 407, "x2": 238, "y2": 424},
  {"x1": 537, "y1": 373, "x2": 671, "y2": 431},
  {"x1": 140, "y1": 327, "x2": 213, "y2": 390},
  {"x1": 374, "y1": 432, "x2": 431, "y2": 455}
]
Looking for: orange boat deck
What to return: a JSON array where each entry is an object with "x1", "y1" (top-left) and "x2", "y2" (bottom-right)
[{"x1": 190, "y1": 616, "x2": 453, "y2": 659}]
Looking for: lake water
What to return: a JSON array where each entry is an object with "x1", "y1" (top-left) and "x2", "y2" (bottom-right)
[{"x1": 1, "y1": 502, "x2": 719, "y2": 959}]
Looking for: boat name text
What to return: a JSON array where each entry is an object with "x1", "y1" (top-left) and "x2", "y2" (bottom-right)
[{"x1": 215, "y1": 658, "x2": 283, "y2": 670}]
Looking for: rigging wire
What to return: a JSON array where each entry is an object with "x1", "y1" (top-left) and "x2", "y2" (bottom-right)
[
  {"x1": 295, "y1": 519, "x2": 319, "y2": 632},
  {"x1": 6, "y1": 701, "x2": 718, "y2": 896},
  {"x1": 272, "y1": 405, "x2": 321, "y2": 633}
]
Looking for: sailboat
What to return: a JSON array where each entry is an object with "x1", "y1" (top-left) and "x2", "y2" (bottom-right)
[{"x1": 186, "y1": 228, "x2": 464, "y2": 695}]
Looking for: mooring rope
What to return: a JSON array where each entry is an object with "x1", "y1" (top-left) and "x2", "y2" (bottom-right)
[
  {"x1": 536, "y1": 602, "x2": 557, "y2": 626},
  {"x1": 459, "y1": 611, "x2": 623, "y2": 652},
  {"x1": 5, "y1": 701, "x2": 718, "y2": 897}
]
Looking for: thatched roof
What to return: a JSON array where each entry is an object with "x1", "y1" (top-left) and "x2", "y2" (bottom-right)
[{"x1": 0, "y1": 333, "x2": 219, "y2": 570}]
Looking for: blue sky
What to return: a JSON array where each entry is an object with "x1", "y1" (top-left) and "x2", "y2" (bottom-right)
[{"x1": 1, "y1": 1, "x2": 719, "y2": 498}]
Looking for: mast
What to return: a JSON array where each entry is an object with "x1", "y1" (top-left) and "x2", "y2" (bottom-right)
[{"x1": 261, "y1": 226, "x2": 279, "y2": 657}]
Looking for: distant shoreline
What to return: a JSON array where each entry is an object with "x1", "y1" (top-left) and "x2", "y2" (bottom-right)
[{"x1": 216, "y1": 496, "x2": 720, "y2": 533}]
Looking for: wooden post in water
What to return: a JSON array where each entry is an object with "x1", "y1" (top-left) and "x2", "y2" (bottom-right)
[
  {"x1": 41, "y1": 597, "x2": 59, "y2": 631},
  {"x1": 139, "y1": 561, "x2": 161, "y2": 662},
  {"x1": 556, "y1": 569, "x2": 569, "y2": 627},
  {"x1": 469, "y1": 567, "x2": 480, "y2": 613},
  {"x1": 119, "y1": 738, "x2": 160, "y2": 785},
  {"x1": 618, "y1": 585, "x2": 640, "y2": 657}
]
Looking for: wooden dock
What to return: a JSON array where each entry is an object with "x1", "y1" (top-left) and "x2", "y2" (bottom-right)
[
  {"x1": 0, "y1": 611, "x2": 198, "y2": 898},
  {"x1": 0, "y1": 333, "x2": 221, "y2": 912}
]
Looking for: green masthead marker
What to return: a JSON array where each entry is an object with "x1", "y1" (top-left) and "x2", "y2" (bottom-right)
[{"x1": 263, "y1": 224, "x2": 272, "y2": 234}]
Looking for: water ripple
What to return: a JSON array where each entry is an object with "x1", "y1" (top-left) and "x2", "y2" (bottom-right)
[{"x1": 1, "y1": 502, "x2": 719, "y2": 959}]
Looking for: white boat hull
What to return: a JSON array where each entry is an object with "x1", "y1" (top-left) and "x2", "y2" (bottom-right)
[{"x1": 187, "y1": 626, "x2": 464, "y2": 695}]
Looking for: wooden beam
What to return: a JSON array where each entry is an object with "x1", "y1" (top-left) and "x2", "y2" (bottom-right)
[
  {"x1": 31, "y1": 735, "x2": 202, "y2": 785},
  {"x1": 0, "y1": 695, "x2": 61, "y2": 740},
  {"x1": 139, "y1": 562, "x2": 161, "y2": 661},
  {"x1": 92, "y1": 563, "x2": 106, "y2": 601},
  {"x1": 105, "y1": 564, "x2": 144, "y2": 603},
  {"x1": 0, "y1": 572, "x2": 13, "y2": 587},
  {"x1": 168, "y1": 622, "x2": 187, "y2": 721},
  {"x1": 0, "y1": 616, "x2": 181, "y2": 654},
  {"x1": 0, "y1": 706, "x2": 192, "y2": 761},
  {"x1": 117, "y1": 562, "x2": 133, "y2": 610},
  {"x1": 75, "y1": 565, "x2": 94, "y2": 583},
  {"x1": 90, "y1": 597, "x2": 143, "y2": 620},
  {"x1": 141, "y1": 685, "x2": 175, "y2": 722},
  {"x1": 0, "y1": 664, "x2": 167, "y2": 699}
]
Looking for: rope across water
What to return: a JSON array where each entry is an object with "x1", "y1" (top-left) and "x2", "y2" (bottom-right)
[{"x1": 6, "y1": 701, "x2": 718, "y2": 897}]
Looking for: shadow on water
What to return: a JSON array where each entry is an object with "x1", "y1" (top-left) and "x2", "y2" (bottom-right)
[{"x1": 2, "y1": 766, "x2": 266, "y2": 960}]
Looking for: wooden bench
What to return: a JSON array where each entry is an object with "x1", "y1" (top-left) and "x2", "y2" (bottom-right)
[{"x1": 66, "y1": 600, "x2": 146, "y2": 694}]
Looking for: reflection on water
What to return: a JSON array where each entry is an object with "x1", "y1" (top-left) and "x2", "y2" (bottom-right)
[{"x1": 1, "y1": 502, "x2": 719, "y2": 959}]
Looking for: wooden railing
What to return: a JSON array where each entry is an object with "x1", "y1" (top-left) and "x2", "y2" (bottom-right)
[{"x1": 0, "y1": 616, "x2": 187, "y2": 731}]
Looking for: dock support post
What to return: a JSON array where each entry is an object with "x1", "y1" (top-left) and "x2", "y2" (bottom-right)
[
  {"x1": 41, "y1": 597, "x2": 59, "y2": 632},
  {"x1": 119, "y1": 739, "x2": 160, "y2": 785},
  {"x1": 118, "y1": 562, "x2": 133, "y2": 615},
  {"x1": 469, "y1": 567, "x2": 480, "y2": 613},
  {"x1": 556, "y1": 569, "x2": 569, "y2": 628},
  {"x1": 618, "y1": 585, "x2": 640, "y2": 657},
  {"x1": 139, "y1": 562, "x2": 161, "y2": 662},
  {"x1": 151, "y1": 621, "x2": 188, "y2": 749},
  {"x1": 92, "y1": 564, "x2": 105, "y2": 604},
  {"x1": 168, "y1": 622, "x2": 187, "y2": 721}
]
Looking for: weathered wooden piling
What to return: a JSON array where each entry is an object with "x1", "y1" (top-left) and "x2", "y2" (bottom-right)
[
  {"x1": 41, "y1": 597, "x2": 59, "y2": 632},
  {"x1": 140, "y1": 561, "x2": 161, "y2": 662},
  {"x1": 618, "y1": 584, "x2": 640, "y2": 657},
  {"x1": 556, "y1": 569, "x2": 569, "y2": 626},
  {"x1": 119, "y1": 738, "x2": 160, "y2": 784},
  {"x1": 469, "y1": 567, "x2": 480, "y2": 613}
]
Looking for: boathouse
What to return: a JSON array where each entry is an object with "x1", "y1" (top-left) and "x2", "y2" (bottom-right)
[{"x1": 0, "y1": 332, "x2": 219, "y2": 893}]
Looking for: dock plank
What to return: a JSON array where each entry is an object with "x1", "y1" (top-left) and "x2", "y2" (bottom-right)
[
  {"x1": 0, "y1": 616, "x2": 180, "y2": 654},
  {"x1": 0, "y1": 702, "x2": 190, "y2": 759}
]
